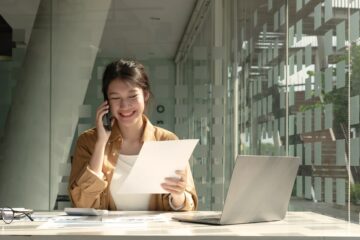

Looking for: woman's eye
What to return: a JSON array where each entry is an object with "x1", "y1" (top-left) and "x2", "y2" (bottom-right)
[{"x1": 129, "y1": 95, "x2": 138, "y2": 99}]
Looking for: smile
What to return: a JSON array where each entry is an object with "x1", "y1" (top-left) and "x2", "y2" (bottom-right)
[{"x1": 120, "y1": 111, "x2": 136, "y2": 118}]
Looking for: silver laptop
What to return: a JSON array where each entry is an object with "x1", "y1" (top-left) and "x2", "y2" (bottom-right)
[{"x1": 173, "y1": 155, "x2": 300, "y2": 225}]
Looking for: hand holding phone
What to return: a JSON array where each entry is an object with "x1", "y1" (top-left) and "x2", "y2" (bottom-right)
[
  {"x1": 95, "y1": 101, "x2": 113, "y2": 143},
  {"x1": 89, "y1": 101, "x2": 113, "y2": 174},
  {"x1": 102, "y1": 111, "x2": 112, "y2": 131}
]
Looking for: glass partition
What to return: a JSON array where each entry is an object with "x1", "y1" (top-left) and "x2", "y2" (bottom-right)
[{"x1": 176, "y1": 0, "x2": 356, "y2": 222}]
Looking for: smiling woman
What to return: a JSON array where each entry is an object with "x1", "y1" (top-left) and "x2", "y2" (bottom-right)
[
  {"x1": 104, "y1": 61, "x2": 150, "y2": 129},
  {"x1": 107, "y1": 82, "x2": 148, "y2": 127},
  {"x1": 68, "y1": 59, "x2": 198, "y2": 211}
]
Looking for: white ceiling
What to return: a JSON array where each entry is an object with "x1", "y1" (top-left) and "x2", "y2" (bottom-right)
[
  {"x1": 0, "y1": 0, "x2": 196, "y2": 60},
  {"x1": 98, "y1": 0, "x2": 196, "y2": 60}
]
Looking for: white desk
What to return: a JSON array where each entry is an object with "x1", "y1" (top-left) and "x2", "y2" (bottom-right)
[{"x1": 1, "y1": 211, "x2": 360, "y2": 239}]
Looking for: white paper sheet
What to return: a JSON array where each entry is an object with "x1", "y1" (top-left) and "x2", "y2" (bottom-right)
[
  {"x1": 37, "y1": 213, "x2": 172, "y2": 229},
  {"x1": 116, "y1": 139, "x2": 199, "y2": 194}
]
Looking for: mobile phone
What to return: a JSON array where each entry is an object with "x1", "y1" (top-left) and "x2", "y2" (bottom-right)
[
  {"x1": 102, "y1": 110, "x2": 112, "y2": 131},
  {"x1": 102, "y1": 99, "x2": 112, "y2": 131}
]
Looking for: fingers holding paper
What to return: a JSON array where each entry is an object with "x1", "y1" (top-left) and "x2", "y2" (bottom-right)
[
  {"x1": 161, "y1": 170, "x2": 187, "y2": 195},
  {"x1": 162, "y1": 169, "x2": 187, "y2": 209}
]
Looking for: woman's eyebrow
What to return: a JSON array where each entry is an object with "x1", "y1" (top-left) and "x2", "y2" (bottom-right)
[{"x1": 108, "y1": 89, "x2": 138, "y2": 96}]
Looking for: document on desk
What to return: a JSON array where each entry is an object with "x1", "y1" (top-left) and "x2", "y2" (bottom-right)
[
  {"x1": 117, "y1": 139, "x2": 198, "y2": 193},
  {"x1": 37, "y1": 213, "x2": 172, "y2": 229}
]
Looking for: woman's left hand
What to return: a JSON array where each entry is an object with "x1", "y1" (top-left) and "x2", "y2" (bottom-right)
[{"x1": 161, "y1": 170, "x2": 187, "y2": 207}]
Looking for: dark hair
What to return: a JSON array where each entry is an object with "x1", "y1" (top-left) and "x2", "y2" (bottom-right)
[{"x1": 102, "y1": 59, "x2": 151, "y2": 100}]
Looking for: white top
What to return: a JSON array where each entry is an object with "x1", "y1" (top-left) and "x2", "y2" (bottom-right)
[{"x1": 109, "y1": 154, "x2": 151, "y2": 210}]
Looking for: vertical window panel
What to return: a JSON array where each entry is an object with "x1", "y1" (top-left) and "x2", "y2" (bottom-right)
[
  {"x1": 274, "y1": 10, "x2": 279, "y2": 31},
  {"x1": 305, "y1": 109, "x2": 312, "y2": 133},
  {"x1": 296, "y1": 19, "x2": 302, "y2": 42},
  {"x1": 305, "y1": 77, "x2": 312, "y2": 100},
  {"x1": 336, "y1": 140, "x2": 346, "y2": 166},
  {"x1": 336, "y1": 60, "x2": 346, "y2": 89},
  {"x1": 350, "y1": 11, "x2": 360, "y2": 42},
  {"x1": 314, "y1": 107, "x2": 322, "y2": 131},
  {"x1": 314, "y1": 3, "x2": 322, "y2": 30},
  {"x1": 297, "y1": 49, "x2": 303, "y2": 72},
  {"x1": 280, "y1": 5, "x2": 285, "y2": 26},
  {"x1": 305, "y1": 44, "x2": 311, "y2": 67},
  {"x1": 289, "y1": 26, "x2": 295, "y2": 47},
  {"x1": 325, "y1": 178, "x2": 333, "y2": 203},
  {"x1": 324, "y1": 0, "x2": 333, "y2": 22},
  {"x1": 336, "y1": 179, "x2": 346, "y2": 206},
  {"x1": 314, "y1": 177, "x2": 322, "y2": 202},
  {"x1": 296, "y1": 0, "x2": 302, "y2": 12},
  {"x1": 350, "y1": 95, "x2": 359, "y2": 125},
  {"x1": 314, "y1": 142, "x2": 322, "y2": 165},
  {"x1": 315, "y1": 71, "x2": 322, "y2": 97},
  {"x1": 289, "y1": 54, "x2": 295, "y2": 75},
  {"x1": 324, "y1": 104, "x2": 333, "y2": 129},
  {"x1": 289, "y1": 115, "x2": 295, "y2": 136},
  {"x1": 324, "y1": 67, "x2": 333, "y2": 93},
  {"x1": 297, "y1": 112, "x2": 303, "y2": 134},
  {"x1": 351, "y1": 138, "x2": 360, "y2": 166},
  {"x1": 268, "y1": 69, "x2": 273, "y2": 88},
  {"x1": 324, "y1": 29, "x2": 333, "y2": 57},
  {"x1": 336, "y1": 21, "x2": 345, "y2": 50}
]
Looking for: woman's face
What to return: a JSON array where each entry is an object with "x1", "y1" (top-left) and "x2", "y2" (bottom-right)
[{"x1": 107, "y1": 78, "x2": 148, "y2": 127}]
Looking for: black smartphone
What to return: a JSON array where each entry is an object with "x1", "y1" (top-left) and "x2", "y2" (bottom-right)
[
  {"x1": 102, "y1": 99, "x2": 112, "y2": 131},
  {"x1": 102, "y1": 112, "x2": 112, "y2": 131}
]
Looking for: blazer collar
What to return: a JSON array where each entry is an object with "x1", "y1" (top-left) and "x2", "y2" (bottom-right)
[{"x1": 108, "y1": 115, "x2": 156, "y2": 143}]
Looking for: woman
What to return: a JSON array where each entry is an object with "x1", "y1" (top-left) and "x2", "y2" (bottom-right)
[{"x1": 68, "y1": 59, "x2": 197, "y2": 211}]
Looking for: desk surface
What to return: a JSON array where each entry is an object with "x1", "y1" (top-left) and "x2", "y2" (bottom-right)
[{"x1": 1, "y1": 211, "x2": 360, "y2": 239}]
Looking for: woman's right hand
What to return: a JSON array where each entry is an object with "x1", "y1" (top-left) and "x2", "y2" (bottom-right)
[
  {"x1": 88, "y1": 101, "x2": 114, "y2": 175},
  {"x1": 95, "y1": 101, "x2": 114, "y2": 144}
]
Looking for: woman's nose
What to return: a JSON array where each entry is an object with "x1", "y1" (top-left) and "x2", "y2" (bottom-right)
[{"x1": 120, "y1": 99, "x2": 131, "y2": 108}]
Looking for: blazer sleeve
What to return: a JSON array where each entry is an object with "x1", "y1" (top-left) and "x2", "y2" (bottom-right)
[
  {"x1": 68, "y1": 133, "x2": 108, "y2": 208},
  {"x1": 183, "y1": 162, "x2": 198, "y2": 211}
]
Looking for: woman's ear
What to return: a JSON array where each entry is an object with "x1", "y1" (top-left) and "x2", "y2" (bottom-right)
[{"x1": 144, "y1": 90, "x2": 150, "y2": 102}]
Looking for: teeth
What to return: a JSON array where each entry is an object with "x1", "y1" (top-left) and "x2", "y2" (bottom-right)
[{"x1": 121, "y1": 112, "x2": 133, "y2": 117}]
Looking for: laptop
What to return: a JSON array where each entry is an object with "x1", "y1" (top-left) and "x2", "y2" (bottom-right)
[{"x1": 173, "y1": 155, "x2": 300, "y2": 225}]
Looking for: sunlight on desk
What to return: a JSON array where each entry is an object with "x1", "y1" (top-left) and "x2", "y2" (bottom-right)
[{"x1": 1, "y1": 211, "x2": 360, "y2": 239}]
